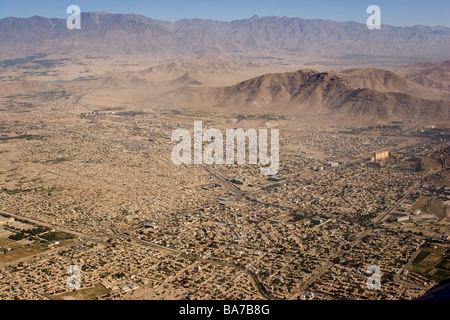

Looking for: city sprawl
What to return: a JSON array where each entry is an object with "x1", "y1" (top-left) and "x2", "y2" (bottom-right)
[{"x1": 0, "y1": 96, "x2": 448, "y2": 299}]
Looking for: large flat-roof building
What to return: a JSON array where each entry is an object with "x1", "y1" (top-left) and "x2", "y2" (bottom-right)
[{"x1": 372, "y1": 151, "x2": 390, "y2": 162}]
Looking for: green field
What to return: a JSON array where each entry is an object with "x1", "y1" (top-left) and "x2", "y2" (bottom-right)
[
  {"x1": 410, "y1": 196, "x2": 447, "y2": 219},
  {"x1": 410, "y1": 247, "x2": 450, "y2": 283},
  {"x1": 50, "y1": 284, "x2": 110, "y2": 300},
  {"x1": 0, "y1": 242, "x2": 48, "y2": 264},
  {"x1": 0, "y1": 238, "x2": 15, "y2": 247},
  {"x1": 40, "y1": 231, "x2": 74, "y2": 241}
]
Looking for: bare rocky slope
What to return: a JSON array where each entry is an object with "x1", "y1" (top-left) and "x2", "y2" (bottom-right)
[
  {"x1": 396, "y1": 60, "x2": 450, "y2": 92},
  {"x1": 173, "y1": 69, "x2": 449, "y2": 121}
]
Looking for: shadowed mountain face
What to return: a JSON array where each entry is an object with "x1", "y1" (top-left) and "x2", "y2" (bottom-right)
[{"x1": 0, "y1": 12, "x2": 449, "y2": 60}]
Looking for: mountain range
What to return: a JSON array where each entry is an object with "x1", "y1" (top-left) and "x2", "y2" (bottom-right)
[
  {"x1": 1, "y1": 12, "x2": 449, "y2": 123},
  {"x1": 1, "y1": 12, "x2": 449, "y2": 61}
]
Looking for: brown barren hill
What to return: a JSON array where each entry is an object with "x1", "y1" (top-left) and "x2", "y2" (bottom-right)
[
  {"x1": 173, "y1": 68, "x2": 449, "y2": 121},
  {"x1": 339, "y1": 67, "x2": 449, "y2": 101},
  {"x1": 396, "y1": 60, "x2": 450, "y2": 92}
]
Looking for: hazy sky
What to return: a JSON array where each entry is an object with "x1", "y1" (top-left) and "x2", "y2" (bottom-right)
[{"x1": 1, "y1": 0, "x2": 449, "y2": 27}]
